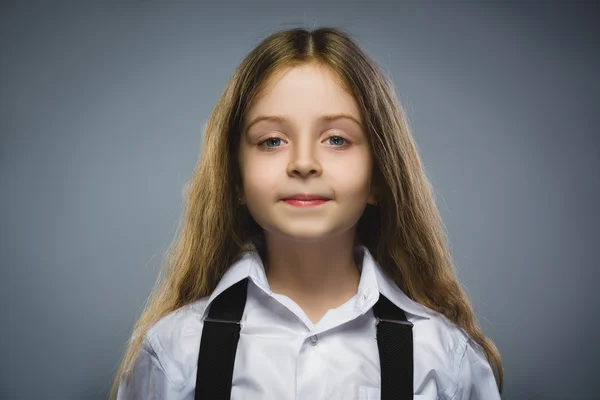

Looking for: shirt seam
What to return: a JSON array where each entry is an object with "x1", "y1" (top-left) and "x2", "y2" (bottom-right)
[
  {"x1": 448, "y1": 337, "x2": 469, "y2": 400},
  {"x1": 145, "y1": 331, "x2": 187, "y2": 392}
]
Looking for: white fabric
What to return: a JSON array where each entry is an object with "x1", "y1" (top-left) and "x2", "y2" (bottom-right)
[{"x1": 117, "y1": 245, "x2": 500, "y2": 400}]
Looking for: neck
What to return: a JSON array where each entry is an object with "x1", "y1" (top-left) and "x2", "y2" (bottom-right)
[{"x1": 262, "y1": 229, "x2": 361, "y2": 323}]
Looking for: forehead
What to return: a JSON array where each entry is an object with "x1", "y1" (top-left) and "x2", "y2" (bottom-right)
[{"x1": 244, "y1": 64, "x2": 362, "y2": 125}]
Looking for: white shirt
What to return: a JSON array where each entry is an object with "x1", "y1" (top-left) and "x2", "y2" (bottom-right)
[{"x1": 117, "y1": 245, "x2": 500, "y2": 400}]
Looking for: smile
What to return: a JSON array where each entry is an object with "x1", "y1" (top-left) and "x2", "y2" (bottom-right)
[{"x1": 283, "y1": 199, "x2": 330, "y2": 207}]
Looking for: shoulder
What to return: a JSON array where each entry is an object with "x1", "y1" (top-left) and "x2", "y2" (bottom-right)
[
  {"x1": 410, "y1": 306, "x2": 499, "y2": 399},
  {"x1": 143, "y1": 296, "x2": 211, "y2": 391},
  {"x1": 412, "y1": 305, "x2": 473, "y2": 360}
]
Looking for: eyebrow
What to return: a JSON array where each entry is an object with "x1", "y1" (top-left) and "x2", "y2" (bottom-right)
[{"x1": 244, "y1": 113, "x2": 363, "y2": 134}]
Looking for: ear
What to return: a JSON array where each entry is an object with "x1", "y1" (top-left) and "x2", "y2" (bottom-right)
[
  {"x1": 367, "y1": 183, "x2": 378, "y2": 206},
  {"x1": 236, "y1": 185, "x2": 245, "y2": 205}
]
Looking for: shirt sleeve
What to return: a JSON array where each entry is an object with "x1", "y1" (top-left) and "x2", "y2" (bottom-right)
[
  {"x1": 116, "y1": 335, "x2": 183, "y2": 400},
  {"x1": 452, "y1": 339, "x2": 501, "y2": 400}
]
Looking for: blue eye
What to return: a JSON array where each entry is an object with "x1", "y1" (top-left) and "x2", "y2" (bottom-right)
[
  {"x1": 258, "y1": 135, "x2": 350, "y2": 150},
  {"x1": 327, "y1": 136, "x2": 348, "y2": 147},
  {"x1": 261, "y1": 138, "x2": 284, "y2": 148}
]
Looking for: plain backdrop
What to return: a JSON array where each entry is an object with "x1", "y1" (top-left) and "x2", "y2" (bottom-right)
[{"x1": 1, "y1": 1, "x2": 598, "y2": 399}]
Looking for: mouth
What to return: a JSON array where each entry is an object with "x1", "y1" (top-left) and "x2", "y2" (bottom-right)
[
  {"x1": 282, "y1": 199, "x2": 330, "y2": 207},
  {"x1": 281, "y1": 193, "x2": 331, "y2": 207}
]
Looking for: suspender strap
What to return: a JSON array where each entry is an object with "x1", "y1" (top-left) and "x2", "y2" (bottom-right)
[
  {"x1": 194, "y1": 278, "x2": 414, "y2": 400},
  {"x1": 372, "y1": 293, "x2": 414, "y2": 400},
  {"x1": 194, "y1": 278, "x2": 248, "y2": 400}
]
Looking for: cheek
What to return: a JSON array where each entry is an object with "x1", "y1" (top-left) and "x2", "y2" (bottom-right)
[
  {"x1": 326, "y1": 155, "x2": 372, "y2": 195},
  {"x1": 241, "y1": 157, "x2": 279, "y2": 198}
]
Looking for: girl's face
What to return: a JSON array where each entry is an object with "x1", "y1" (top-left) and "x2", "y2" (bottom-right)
[{"x1": 238, "y1": 63, "x2": 375, "y2": 243}]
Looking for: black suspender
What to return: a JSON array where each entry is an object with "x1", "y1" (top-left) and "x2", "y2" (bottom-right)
[
  {"x1": 373, "y1": 291, "x2": 414, "y2": 399},
  {"x1": 195, "y1": 277, "x2": 414, "y2": 400},
  {"x1": 195, "y1": 278, "x2": 248, "y2": 400}
]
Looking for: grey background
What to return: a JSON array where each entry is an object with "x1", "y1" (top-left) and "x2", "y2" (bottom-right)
[{"x1": 1, "y1": 1, "x2": 598, "y2": 399}]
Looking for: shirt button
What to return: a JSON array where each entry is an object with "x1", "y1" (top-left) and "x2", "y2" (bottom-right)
[{"x1": 309, "y1": 335, "x2": 318, "y2": 346}]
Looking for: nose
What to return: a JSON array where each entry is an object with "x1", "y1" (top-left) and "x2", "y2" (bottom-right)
[{"x1": 286, "y1": 138, "x2": 322, "y2": 178}]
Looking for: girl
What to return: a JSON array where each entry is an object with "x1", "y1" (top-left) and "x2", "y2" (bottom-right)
[{"x1": 111, "y1": 27, "x2": 503, "y2": 400}]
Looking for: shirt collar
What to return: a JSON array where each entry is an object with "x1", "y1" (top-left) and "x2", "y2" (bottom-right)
[
  {"x1": 201, "y1": 243, "x2": 430, "y2": 320},
  {"x1": 356, "y1": 244, "x2": 430, "y2": 319}
]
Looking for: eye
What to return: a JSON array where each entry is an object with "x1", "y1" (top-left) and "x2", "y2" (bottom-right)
[
  {"x1": 259, "y1": 137, "x2": 285, "y2": 149},
  {"x1": 325, "y1": 135, "x2": 350, "y2": 147},
  {"x1": 257, "y1": 135, "x2": 350, "y2": 150}
]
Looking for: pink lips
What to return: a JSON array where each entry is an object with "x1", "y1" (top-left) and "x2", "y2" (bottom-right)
[
  {"x1": 282, "y1": 194, "x2": 331, "y2": 207},
  {"x1": 283, "y1": 199, "x2": 329, "y2": 207}
]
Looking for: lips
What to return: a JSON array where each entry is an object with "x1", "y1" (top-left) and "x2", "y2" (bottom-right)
[
  {"x1": 281, "y1": 193, "x2": 331, "y2": 201},
  {"x1": 283, "y1": 198, "x2": 329, "y2": 207}
]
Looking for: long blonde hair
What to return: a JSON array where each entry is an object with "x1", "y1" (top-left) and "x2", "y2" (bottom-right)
[{"x1": 110, "y1": 26, "x2": 503, "y2": 398}]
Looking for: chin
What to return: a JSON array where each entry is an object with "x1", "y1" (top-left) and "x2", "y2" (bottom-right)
[
  {"x1": 280, "y1": 233, "x2": 334, "y2": 243},
  {"x1": 266, "y1": 223, "x2": 349, "y2": 243}
]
